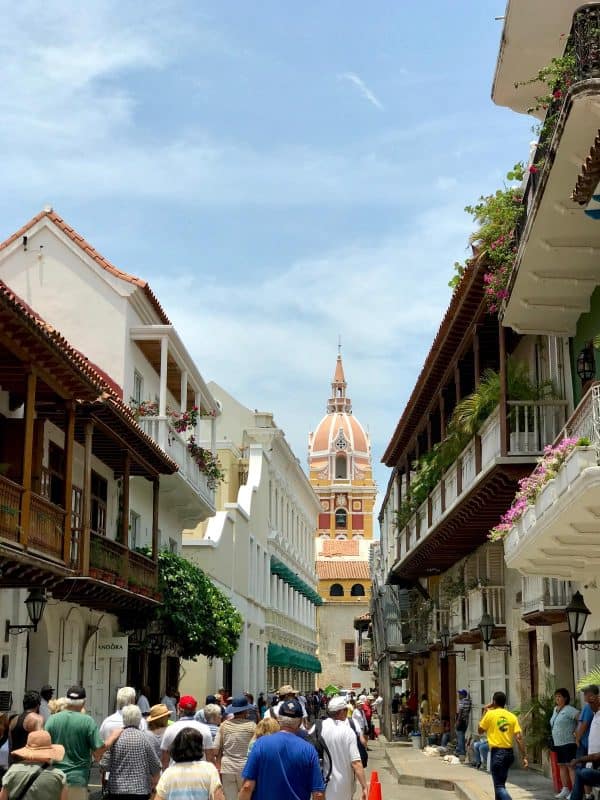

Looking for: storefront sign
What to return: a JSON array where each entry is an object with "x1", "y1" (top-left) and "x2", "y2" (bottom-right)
[{"x1": 96, "y1": 635, "x2": 128, "y2": 658}]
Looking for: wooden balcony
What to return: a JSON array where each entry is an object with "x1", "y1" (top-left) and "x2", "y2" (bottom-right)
[
  {"x1": 393, "y1": 401, "x2": 567, "y2": 581},
  {"x1": 358, "y1": 643, "x2": 371, "y2": 671}
]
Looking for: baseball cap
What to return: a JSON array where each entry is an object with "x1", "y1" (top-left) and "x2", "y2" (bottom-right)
[
  {"x1": 41, "y1": 685, "x2": 54, "y2": 693},
  {"x1": 66, "y1": 686, "x2": 86, "y2": 700},
  {"x1": 328, "y1": 696, "x2": 349, "y2": 713},
  {"x1": 179, "y1": 695, "x2": 197, "y2": 712},
  {"x1": 458, "y1": 689, "x2": 468, "y2": 697},
  {"x1": 278, "y1": 699, "x2": 304, "y2": 718},
  {"x1": 278, "y1": 684, "x2": 297, "y2": 696}
]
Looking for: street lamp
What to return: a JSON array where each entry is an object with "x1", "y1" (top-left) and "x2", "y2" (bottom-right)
[
  {"x1": 478, "y1": 612, "x2": 512, "y2": 654},
  {"x1": 6, "y1": 587, "x2": 48, "y2": 636},
  {"x1": 576, "y1": 343, "x2": 596, "y2": 384},
  {"x1": 566, "y1": 591, "x2": 600, "y2": 650},
  {"x1": 439, "y1": 627, "x2": 465, "y2": 660}
]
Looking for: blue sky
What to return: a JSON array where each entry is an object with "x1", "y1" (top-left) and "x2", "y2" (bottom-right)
[{"x1": 0, "y1": 1, "x2": 533, "y2": 511}]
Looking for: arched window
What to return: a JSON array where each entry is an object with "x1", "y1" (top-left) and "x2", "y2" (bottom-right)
[
  {"x1": 335, "y1": 454, "x2": 347, "y2": 479},
  {"x1": 351, "y1": 583, "x2": 366, "y2": 597},
  {"x1": 335, "y1": 508, "x2": 347, "y2": 529},
  {"x1": 330, "y1": 583, "x2": 344, "y2": 597}
]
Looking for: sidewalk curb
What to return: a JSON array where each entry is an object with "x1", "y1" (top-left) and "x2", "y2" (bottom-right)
[{"x1": 384, "y1": 749, "x2": 486, "y2": 800}]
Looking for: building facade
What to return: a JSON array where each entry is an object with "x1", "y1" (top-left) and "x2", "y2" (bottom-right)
[
  {"x1": 181, "y1": 383, "x2": 321, "y2": 701},
  {"x1": 309, "y1": 354, "x2": 375, "y2": 690},
  {"x1": 0, "y1": 210, "x2": 220, "y2": 717}
]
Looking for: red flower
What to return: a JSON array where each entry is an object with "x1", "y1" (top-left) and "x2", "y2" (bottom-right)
[
  {"x1": 528, "y1": 165, "x2": 539, "y2": 174},
  {"x1": 553, "y1": 89, "x2": 562, "y2": 99}
]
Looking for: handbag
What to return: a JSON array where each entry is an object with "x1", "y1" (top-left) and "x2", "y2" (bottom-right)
[{"x1": 348, "y1": 718, "x2": 368, "y2": 767}]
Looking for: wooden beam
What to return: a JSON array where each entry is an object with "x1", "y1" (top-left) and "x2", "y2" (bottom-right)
[
  {"x1": 62, "y1": 402, "x2": 75, "y2": 565},
  {"x1": 473, "y1": 326, "x2": 481, "y2": 388},
  {"x1": 121, "y1": 451, "x2": 130, "y2": 548},
  {"x1": 19, "y1": 372, "x2": 36, "y2": 548},
  {"x1": 87, "y1": 414, "x2": 159, "y2": 478},
  {"x1": 80, "y1": 422, "x2": 94, "y2": 574}
]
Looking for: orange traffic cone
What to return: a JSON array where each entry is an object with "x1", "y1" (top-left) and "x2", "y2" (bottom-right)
[
  {"x1": 369, "y1": 771, "x2": 379, "y2": 789},
  {"x1": 368, "y1": 777, "x2": 382, "y2": 800}
]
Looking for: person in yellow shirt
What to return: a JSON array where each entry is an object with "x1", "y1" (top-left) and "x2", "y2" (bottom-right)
[{"x1": 478, "y1": 691, "x2": 528, "y2": 800}]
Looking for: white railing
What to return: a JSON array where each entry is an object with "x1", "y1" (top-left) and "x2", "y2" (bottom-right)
[
  {"x1": 468, "y1": 586, "x2": 505, "y2": 627},
  {"x1": 557, "y1": 383, "x2": 600, "y2": 449},
  {"x1": 508, "y1": 400, "x2": 568, "y2": 454},
  {"x1": 395, "y1": 401, "x2": 568, "y2": 564},
  {"x1": 265, "y1": 609, "x2": 316, "y2": 642},
  {"x1": 522, "y1": 576, "x2": 571, "y2": 614},
  {"x1": 428, "y1": 607, "x2": 450, "y2": 642},
  {"x1": 138, "y1": 417, "x2": 215, "y2": 508}
]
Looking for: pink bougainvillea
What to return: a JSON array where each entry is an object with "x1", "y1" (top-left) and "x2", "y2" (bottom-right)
[{"x1": 489, "y1": 437, "x2": 590, "y2": 540}]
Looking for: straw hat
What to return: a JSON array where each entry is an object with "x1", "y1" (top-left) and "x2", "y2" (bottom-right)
[
  {"x1": 12, "y1": 730, "x2": 64, "y2": 763},
  {"x1": 147, "y1": 704, "x2": 172, "y2": 724}
]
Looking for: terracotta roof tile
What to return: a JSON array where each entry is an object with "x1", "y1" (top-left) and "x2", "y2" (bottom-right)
[
  {"x1": 321, "y1": 540, "x2": 360, "y2": 557},
  {"x1": 0, "y1": 209, "x2": 171, "y2": 325},
  {"x1": 316, "y1": 561, "x2": 370, "y2": 579}
]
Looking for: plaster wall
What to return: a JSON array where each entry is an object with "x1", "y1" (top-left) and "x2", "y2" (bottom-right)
[{"x1": 317, "y1": 601, "x2": 370, "y2": 691}]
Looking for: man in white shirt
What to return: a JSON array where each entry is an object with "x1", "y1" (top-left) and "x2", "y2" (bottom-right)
[
  {"x1": 99, "y1": 686, "x2": 147, "y2": 739},
  {"x1": 352, "y1": 697, "x2": 368, "y2": 738},
  {"x1": 137, "y1": 685, "x2": 151, "y2": 717},
  {"x1": 571, "y1": 686, "x2": 600, "y2": 800},
  {"x1": 314, "y1": 696, "x2": 367, "y2": 800},
  {"x1": 161, "y1": 687, "x2": 179, "y2": 722},
  {"x1": 160, "y1": 694, "x2": 216, "y2": 769}
]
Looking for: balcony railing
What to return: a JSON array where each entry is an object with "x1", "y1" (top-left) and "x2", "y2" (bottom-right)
[
  {"x1": 522, "y1": 576, "x2": 571, "y2": 617},
  {"x1": 29, "y1": 494, "x2": 65, "y2": 560},
  {"x1": 449, "y1": 596, "x2": 470, "y2": 637},
  {"x1": 89, "y1": 532, "x2": 158, "y2": 593},
  {"x1": 397, "y1": 402, "x2": 567, "y2": 564},
  {"x1": 468, "y1": 586, "x2": 506, "y2": 629},
  {"x1": 518, "y1": 5, "x2": 600, "y2": 223},
  {"x1": 0, "y1": 475, "x2": 21, "y2": 543},
  {"x1": 358, "y1": 643, "x2": 371, "y2": 670},
  {"x1": 556, "y1": 383, "x2": 599, "y2": 446},
  {"x1": 138, "y1": 417, "x2": 215, "y2": 507},
  {"x1": 428, "y1": 607, "x2": 450, "y2": 644}
]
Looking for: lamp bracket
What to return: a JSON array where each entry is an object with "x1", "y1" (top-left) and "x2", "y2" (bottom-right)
[
  {"x1": 575, "y1": 640, "x2": 600, "y2": 651},
  {"x1": 441, "y1": 649, "x2": 466, "y2": 660},
  {"x1": 484, "y1": 642, "x2": 512, "y2": 656},
  {"x1": 5, "y1": 621, "x2": 36, "y2": 638}
]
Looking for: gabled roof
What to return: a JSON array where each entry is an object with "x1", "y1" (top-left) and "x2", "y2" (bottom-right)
[
  {"x1": 316, "y1": 561, "x2": 370, "y2": 580},
  {"x1": 381, "y1": 259, "x2": 486, "y2": 466},
  {"x1": 0, "y1": 209, "x2": 171, "y2": 325}
]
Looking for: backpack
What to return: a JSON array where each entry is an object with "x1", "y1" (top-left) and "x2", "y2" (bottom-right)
[
  {"x1": 348, "y1": 718, "x2": 368, "y2": 767},
  {"x1": 308, "y1": 718, "x2": 333, "y2": 785}
]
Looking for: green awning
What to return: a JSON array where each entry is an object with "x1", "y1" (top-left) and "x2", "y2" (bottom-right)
[
  {"x1": 270, "y1": 557, "x2": 323, "y2": 606},
  {"x1": 267, "y1": 642, "x2": 322, "y2": 673}
]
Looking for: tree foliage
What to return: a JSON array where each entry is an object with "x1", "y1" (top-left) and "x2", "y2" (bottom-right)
[{"x1": 155, "y1": 550, "x2": 243, "y2": 661}]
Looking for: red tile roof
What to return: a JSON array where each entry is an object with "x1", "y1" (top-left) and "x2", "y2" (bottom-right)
[
  {"x1": 316, "y1": 561, "x2": 370, "y2": 580},
  {"x1": 321, "y1": 540, "x2": 360, "y2": 557},
  {"x1": 0, "y1": 209, "x2": 171, "y2": 325}
]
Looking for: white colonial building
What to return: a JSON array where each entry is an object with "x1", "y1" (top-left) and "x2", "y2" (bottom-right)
[{"x1": 180, "y1": 383, "x2": 321, "y2": 701}]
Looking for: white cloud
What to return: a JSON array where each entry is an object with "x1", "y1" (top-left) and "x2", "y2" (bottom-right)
[
  {"x1": 338, "y1": 72, "x2": 384, "y2": 110},
  {"x1": 151, "y1": 200, "x2": 472, "y2": 498}
]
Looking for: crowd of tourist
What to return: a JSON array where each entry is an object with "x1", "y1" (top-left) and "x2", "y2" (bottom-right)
[{"x1": 0, "y1": 682, "x2": 384, "y2": 799}]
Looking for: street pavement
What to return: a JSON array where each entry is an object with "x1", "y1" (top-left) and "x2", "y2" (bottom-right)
[
  {"x1": 383, "y1": 738, "x2": 556, "y2": 800},
  {"x1": 368, "y1": 736, "x2": 453, "y2": 800}
]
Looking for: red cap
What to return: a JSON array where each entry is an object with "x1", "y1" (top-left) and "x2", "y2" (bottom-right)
[{"x1": 179, "y1": 695, "x2": 197, "y2": 712}]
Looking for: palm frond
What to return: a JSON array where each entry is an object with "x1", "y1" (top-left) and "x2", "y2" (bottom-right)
[{"x1": 577, "y1": 666, "x2": 600, "y2": 691}]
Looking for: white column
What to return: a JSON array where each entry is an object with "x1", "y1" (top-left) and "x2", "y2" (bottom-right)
[
  {"x1": 180, "y1": 370, "x2": 188, "y2": 412},
  {"x1": 210, "y1": 417, "x2": 217, "y2": 456},
  {"x1": 194, "y1": 391, "x2": 201, "y2": 441},
  {"x1": 158, "y1": 336, "x2": 169, "y2": 450}
]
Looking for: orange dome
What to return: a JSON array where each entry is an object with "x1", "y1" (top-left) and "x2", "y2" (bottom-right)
[{"x1": 310, "y1": 411, "x2": 370, "y2": 457}]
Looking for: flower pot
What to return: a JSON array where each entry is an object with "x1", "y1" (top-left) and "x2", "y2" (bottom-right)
[
  {"x1": 89, "y1": 567, "x2": 101, "y2": 580},
  {"x1": 535, "y1": 478, "x2": 557, "y2": 516},
  {"x1": 521, "y1": 506, "x2": 537, "y2": 534},
  {"x1": 115, "y1": 578, "x2": 126, "y2": 588},
  {"x1": 565, "y1": 446, "x2": 597, "y2": 485}
]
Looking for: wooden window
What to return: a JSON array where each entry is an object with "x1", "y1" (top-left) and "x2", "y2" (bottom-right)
[
  {"x1": 344, "y1": 642, "x2": 355, "y2": 662},
  {"x1": 351, "y1": 583, "x2": 366, "y2": 597},
  {"x1": 90, "y1": 471, "x2": 107, "y2": 536},
  {"x1": 48, "y1": 443, "x2": 65, "y2": 506},
  {"x1": 330, "y1": 583, "x2": 344, "y2": 597}
]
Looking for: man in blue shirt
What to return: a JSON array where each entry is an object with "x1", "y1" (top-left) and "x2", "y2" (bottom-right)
[{"x1": 240, "y1": 699, "x2": 325, "y2": 800}]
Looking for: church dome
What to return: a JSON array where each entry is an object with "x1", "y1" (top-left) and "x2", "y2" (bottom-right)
[{"x1": 308, "y1": 354, "x2": 371, "y2": 472}]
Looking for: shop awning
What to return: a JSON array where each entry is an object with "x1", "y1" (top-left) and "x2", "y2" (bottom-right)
[
  {"x1": 267, "y1": 642, "x2": 322, "y2": 673},
  {"x1": 270, "y1": 557, "x2": 323, "y2": 606}
]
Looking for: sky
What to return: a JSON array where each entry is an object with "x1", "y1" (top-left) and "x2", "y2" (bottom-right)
[{"x1": 0, "y1": 1, "x2": 534, "y2": 516}]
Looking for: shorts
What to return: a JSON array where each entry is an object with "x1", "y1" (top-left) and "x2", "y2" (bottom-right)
[{"x1": 554, "y1": 743, "x2": 577, "y2": 765}]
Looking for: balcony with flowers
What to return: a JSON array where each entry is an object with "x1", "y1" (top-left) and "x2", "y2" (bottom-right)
[
  {"x1": 496, "y1": 5, "x2": 600, "y2": 336},
  {"x1": 492, "y1": 384, "x2": 600, "y2": 578}
]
